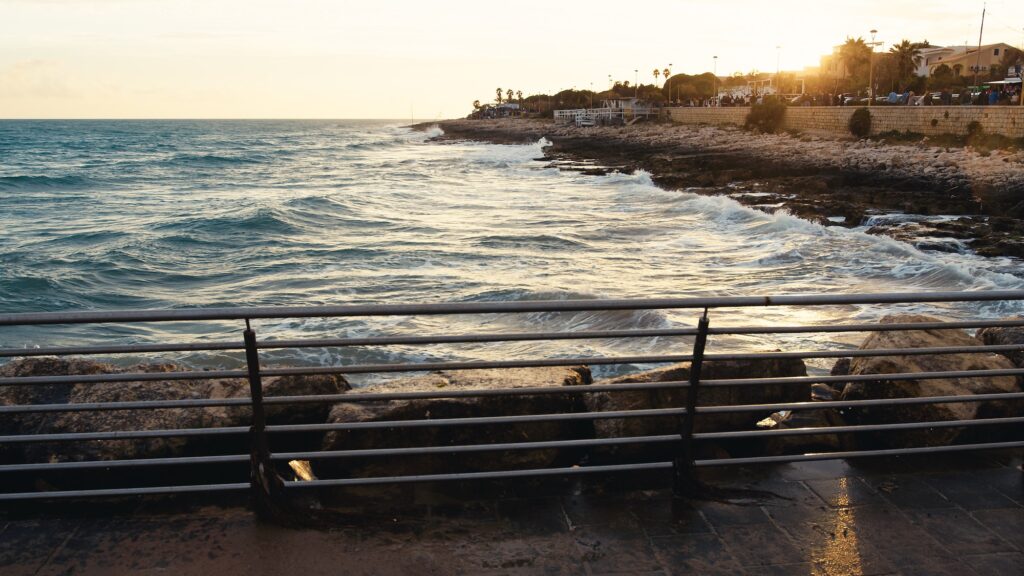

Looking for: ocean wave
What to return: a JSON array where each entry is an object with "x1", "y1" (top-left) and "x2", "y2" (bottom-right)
[
  {"x1": 0, "y1": 175, "x2": 94, "y2": 191},
  {"x1": 474, "y1": 234, "x2": 587, "y2": 251},
  {"x1": 153, "y1": 207, "x2": 301, "y2": 238},
  {"x1": 162, "y1": 152, "x2": 268, "y2": 167}
]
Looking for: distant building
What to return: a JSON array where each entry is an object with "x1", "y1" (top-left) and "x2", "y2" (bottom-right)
[
  {"x1": 926, "y1": 43, "x2": 1017, "y2": 79},
  {"x1": 601, "y1": 97, "x2": 640, "y2": 111}
]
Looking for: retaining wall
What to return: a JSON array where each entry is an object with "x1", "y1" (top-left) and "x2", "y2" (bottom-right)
[{"x1": 667, "y1": 106, "x2": 1024, "y2": 139}]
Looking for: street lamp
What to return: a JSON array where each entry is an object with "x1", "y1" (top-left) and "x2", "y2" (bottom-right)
[
  {"x1": 713, "y1": 56, "x2": 718, "y2": 106},
  {"x1": 868, "y1": 29, "x2": 879, "y2": 106},
  {"x1": 776, "y1": 45, "x2": 781, "y2": 95}
]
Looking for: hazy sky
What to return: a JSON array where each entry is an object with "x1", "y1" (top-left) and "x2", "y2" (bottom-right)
[{"x1": 2, "y1": 0, "x2": 1022, "y2": 118}]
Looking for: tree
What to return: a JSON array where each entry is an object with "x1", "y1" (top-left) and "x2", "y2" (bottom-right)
[
  {"x1": 495, "y1": 87, "x2": 502, "y2": 104},
  {"x1": 472, "y1": 99, "x2": 481, "y2": 110},
  {"x1": 929, "y1": 64, "x2": 955, "y2": 89},
  {"x1": 653, "y1": 68, "x2": 660, "y2": 85},
  {"x1": 889, "y1": 39, "x2": 925, "y2": 86},
  {"x1": 1001, "y1": 47, "x2": 1023, "y2": 76},
  {"x1": 506, "y1": 89, "x2": 514, "y2": 104},
  {"x1": 839, "y1": 37, "x2": 871, "y2": 90},
  {"x1": 516, "y1": 90, "x2": 523, "y2": 103}
]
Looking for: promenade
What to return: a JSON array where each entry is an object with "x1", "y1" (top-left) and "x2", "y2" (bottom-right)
[{"x1": 3, "y1": 453, "x2": 1020, "y2": 575}]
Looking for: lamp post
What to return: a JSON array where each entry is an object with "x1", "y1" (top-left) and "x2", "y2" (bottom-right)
[
  {"x1": 776, "y1": 45, "x2": 781, "y2": 95},
  {"x1": 713, "y1": 56, "x2": 718, "y2": 106},
  {"x1": 868, "y1": 29, "x2": 876, "y2": 106},
  {"x1": 634, "y1": 69, "x2": 638, "y2": 98}
]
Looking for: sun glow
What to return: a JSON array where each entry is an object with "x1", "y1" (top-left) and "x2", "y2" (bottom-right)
[{"x1": 1, "y1": 0, "x2": 1021, "y2": 118}]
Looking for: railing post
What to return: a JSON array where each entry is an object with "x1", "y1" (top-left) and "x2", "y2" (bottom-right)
[
  {"x1": 243, "y1": 319, "x2": 290, "y2": 521},
  {"x1": 675, "y1": 309, "x2": 710, "y2": 499}
]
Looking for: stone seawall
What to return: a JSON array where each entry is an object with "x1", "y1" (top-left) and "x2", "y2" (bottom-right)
[{"x1": 668, "y1": 106, "x2": 1024, "y2": 139}]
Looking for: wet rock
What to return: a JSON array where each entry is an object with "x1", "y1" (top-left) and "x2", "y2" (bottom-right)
[
  {"x1": 976, "y1": 318, "x2": 1024, "y2": 368},
  {"x1": 811, "y1": 383, "x2": 840, "y2": 401},
  {"x1": 840, "y1": 315, "x2": 1022, "y2": 449},
  {"x1": 0, "y1": 358, "x2": 349, "y2": 464},
  {"x1": 583, "y1": 357, "x2": 807, "y2": 461},
  {"x1": 830, "y1": 358, "x2": 851, "y2": 377},
  {"x1": 318, "y1": 367, "x2": 592, "y2": 479},
  {"x1": 757, "y1": 408, "x2": 847, "y2": 454}
]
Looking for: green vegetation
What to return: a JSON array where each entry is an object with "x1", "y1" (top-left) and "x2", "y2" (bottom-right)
[
  {"x1": 744, "y1": 97, "x2": 787, "y2": 133},
  {"x1": 870, "y1": 128, "x2": 1024, "y2": 152},
  {"x1": 848, "y1": 108, "x2": 872, "y2": 138}
]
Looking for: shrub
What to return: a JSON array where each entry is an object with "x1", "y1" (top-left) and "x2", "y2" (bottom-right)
[
  {"x1": 966, "y1": 121, "x2": 984, "y2": 139},
  {"x1": 744, "y1": 97, "x2": 787, "y2": 133},
  {"x1": 848, "y1": 108, "x2": 871, "y2": 138}
]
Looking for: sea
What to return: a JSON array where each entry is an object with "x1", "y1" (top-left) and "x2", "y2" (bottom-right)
[{"x1": 2, "y1": 119, "x2": 1022, "y2": 381}]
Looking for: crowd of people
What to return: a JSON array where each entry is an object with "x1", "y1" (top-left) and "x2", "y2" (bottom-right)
[{"x1": 702, "y1": 84, "x2": 1022, "y2": 107}]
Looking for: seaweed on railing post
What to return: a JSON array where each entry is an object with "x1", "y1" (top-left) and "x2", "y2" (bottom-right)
[
  {"x1": 243, "y1": 319, "x2": 290, "y2": 521},
  {"x1": 674, "y1": 309, "x2": 710, "y2": 499}
]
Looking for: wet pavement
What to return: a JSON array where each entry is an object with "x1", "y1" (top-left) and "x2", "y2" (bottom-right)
[{"x1": 2, "y1": 453, "x2": 1021, "y2": 575}]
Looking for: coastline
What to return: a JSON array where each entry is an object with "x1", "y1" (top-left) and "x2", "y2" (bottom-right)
[{"x1": 422, "y1": 118, "x2": 1024, "y2": 259}]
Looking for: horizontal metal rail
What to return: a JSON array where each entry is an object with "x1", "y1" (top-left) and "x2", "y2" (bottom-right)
[
  {"x1": 4, "y1": 365, "x2": 1023, "y2": 414},
  {"x1": 262, "y1": 380, "x2": 691, "y2": 405},
  {"x1": 256, "y1": 327, "x2": 701, "y2": 350},
  {"x1": 0, "y1": 483, "x2": 250, "y2": 502},
  {"x1": 2, "y1": 290, "x2": 1022, "y2": 326},
  {"x1": 0, "y1": 397, "x2": 252, "y2": 415},
  {"x1": 707, "y1": 317, "x2": 1024, "y2": 335},
  {"x1": 0, "y1": 369, "x2": 247, "y2": 388},
  {"x1": 272, "y1": 435, "x2": 681, "y2": 461},
  {"x1": 695, "y1": 415, "x2": 1024, "y2": 440},
  {"x1": 261, "y1": 354, "x2": 694, "y2": 376},
  {"x1": 283, "y1": 462, "x2": 675, "y2": 488},
  {"x1": 696, "y1": 391, "x2": 1024, "y2": 414},
  {"x1": 0, "y1": 341, "x2": 244, "y2": 358},
  {"x1": 3, "y1": 320, "x2": 1021, "y2": 359},
  {"x1": 695, "y1": 440, "x2": 1024, "y2": 466},
  {"x1": 0, "y1": 426, "x2": 250, "y2": 444},
  {"x1": 0, "y1": 454, "x2": 250, "y2": 473},
  {"x1": 266, "y1": 407, "x2": 688, "y2": 434},
  {"x1": 700, "y1": 367, "x2": 1024, "y2": 388},
  {"x1": 4, "y1": 350, "x2": 1020, "y2": 391},
  {"x1": 704, "y1": 344, "x2": 1024, "y2": 361}
]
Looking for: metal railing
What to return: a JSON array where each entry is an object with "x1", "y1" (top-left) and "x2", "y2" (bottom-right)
[{"x1": 1, "y1": 291, "x2": 1023, "y2": 514}]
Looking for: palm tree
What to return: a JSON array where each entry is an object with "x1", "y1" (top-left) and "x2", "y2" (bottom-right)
[
  {"x1": 653, "y1": 68, "x2": 660, "y2": 85},
  {"x1": 839, "y1": 37, "x2": 870, "y2": 88},
  {"x1": 495, "y1": 87, "x2": 502, "y2": 104},
  {"x1": 506, "y1": 89, "x2": 514, "y2": 104},
  {"x1": 516, "y1": 90, "x2": 523, "y2": 104},
  {"x1": 889, "y1": 39, "x2": 924, "y2": 86},
  {"x1": 472, "y1": 99, "x2": 481, "y2": 110}
]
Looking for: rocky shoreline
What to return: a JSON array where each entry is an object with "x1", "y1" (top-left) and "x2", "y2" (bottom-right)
[{"x1": 424, "y1": 119, "x2": 1024, "y2": 258}]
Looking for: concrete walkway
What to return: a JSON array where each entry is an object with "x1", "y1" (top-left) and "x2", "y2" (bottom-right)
[{"x1": 2, "y1": 454, "x2": 1021, "y2": 575}]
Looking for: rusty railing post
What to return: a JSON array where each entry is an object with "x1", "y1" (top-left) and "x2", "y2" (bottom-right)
[
  {"x1": 243, "y1": 319, "x2": 290, "y2": 521},
  {"x1": 674, "y1": 309, "x2": 709, "y2": 499}
]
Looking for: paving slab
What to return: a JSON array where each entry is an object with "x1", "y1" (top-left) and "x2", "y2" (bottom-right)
[{"x1": 1, "y1": 456, "x2": 1020, "y2": 576}]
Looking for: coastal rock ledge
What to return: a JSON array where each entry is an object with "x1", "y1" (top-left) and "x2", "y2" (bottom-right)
[{"x1": 839, "y1": 314, "x2": 1023, "y2": 449}]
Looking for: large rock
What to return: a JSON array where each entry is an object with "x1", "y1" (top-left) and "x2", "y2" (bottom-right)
[
  {"x1": 583, "y1": 357, "x2": 808, "y2": 460},
  {"x1": 841, "y1": 314, "x2": 1022, "y2": 448},
  {"x1": 976, "y1": 318, "x2": 1024, "y2": 368},
  {"x1": 319, "y1": 366, "x2": 591, "y2": 480},
  {"x1": 0, "y1": 357, "x2": 349, "y2": 463}
]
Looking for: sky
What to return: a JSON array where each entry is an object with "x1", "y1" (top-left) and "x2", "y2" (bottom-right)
[{"x1": 2, "y1": 0, "x2": 1023, "y2": 119}]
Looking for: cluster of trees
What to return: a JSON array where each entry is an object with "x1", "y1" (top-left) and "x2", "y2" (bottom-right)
[
  {"x1": 810, "y1": 37, "x2": 1024, "y2": 96},
  {"x1": 468, "y1": 38, "x2": 1024, "y2": 117}
]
